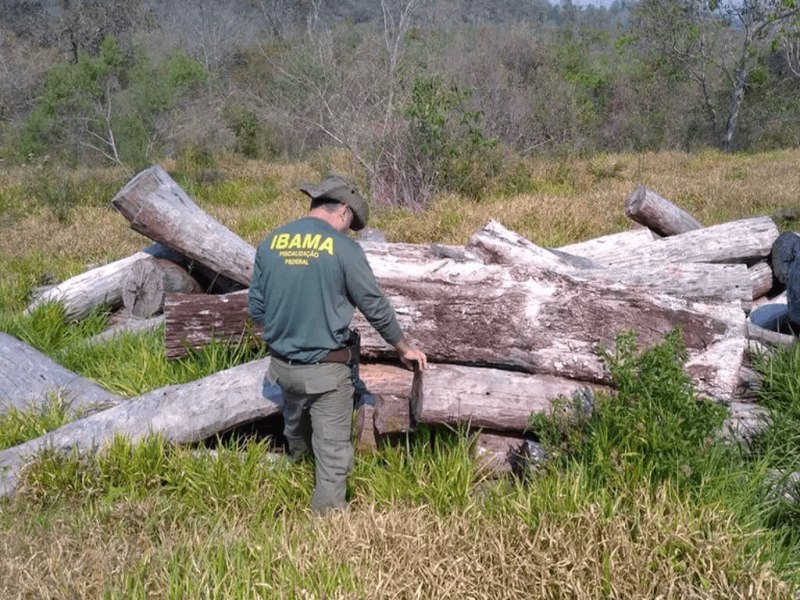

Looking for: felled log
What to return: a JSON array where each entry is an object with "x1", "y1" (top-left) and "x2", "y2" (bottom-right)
[
  {"x1": 353, "y1": 252, "x2": 747, "y2": 401},
  {"x1": 746, "y1": 322, "x2": 796, "y2": 347},
  {"x1": 122, "y1": 258, "x2": 201, "y2": 318},
  {"x1": 0, "y1": 332, "x2": 122, "y2": 416},
  {"x1": 468, "y1": 221, "x2": 752, "y2": 307},
  {"x1": 360, "y1": 362, "x2": 414, "y2": 435},
  {"x1": 588, "y1": 216, "x2": 778, "y2": 270},
  {"x1": 354, "y1": 402, "x2": 377, "y2": 453},
  {"x1": 111, "y1": 165, "x2": 256, "y2": 286},
  {"x1": 558, "y1": 228, "x2": 658, "y2": 267},
  {"x1": 749, "y1": 261, "x2": 774, "y2": 301},
  {"x1": 0, "y1": 357, "x2": 278, "y2": 498},
  {"x1": 163, "y1": 243, "x2": 481, "y2": 358},
  {"x1": 624, "y1": 185, "x2": 702, "y2": 236},
  {"x1": 412, "y1": 363, "x2": 600, "y2": 432},
  {"x1": 84, "y1": 315, "x2": 165, "y2": 346}
]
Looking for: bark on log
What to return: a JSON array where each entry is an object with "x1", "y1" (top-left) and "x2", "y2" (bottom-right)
[
  {"x1": 352, "y1": 255, "x2": 747, "y2": 401},
  {"x1": 0, "y1": 357, "x2": 278, "y2": 498},
  {"x1": 468, "y1": 221, "x2": 752, "y2": 307},
  {"x1": 413, "y1": 363, "x2": 601, "y2": 432},
  {"x1": 625, "y1": 185, "x2": 703, "y2": 236},
  {"x1": 111, "y1": 165, "x2": 256, "y2": 286},
  {"x1": 558, "y1": 229, "x2": 659, "y2": 267},
  {"x1": 586, "y1": 216, "x2": 778, "y2": 270},
  {"x1": 0, "y1": 333, "x2": 123, "y2": 416},
  {"x1": 354, "y1": 402, "x2": 377, "y2": 453},
  {"x1": 164, "y1": 290, "x2": 258, "y2": 358},
  {"x1": 360, "y1": 362, "x2": 414, "y2": 435}
]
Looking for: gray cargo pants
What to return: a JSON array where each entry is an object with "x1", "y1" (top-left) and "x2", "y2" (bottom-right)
[{"x1": 267, "y1": 360, "x2": 354, "y2": 514}]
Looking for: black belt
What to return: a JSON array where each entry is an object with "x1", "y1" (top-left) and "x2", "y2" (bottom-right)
[{"x1": 270, "y1": 347, "x2": 353, "y2": 365}]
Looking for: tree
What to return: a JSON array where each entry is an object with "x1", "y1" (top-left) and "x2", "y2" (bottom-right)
[{"x1": 632, "y1": 0, "x2": 799, "y2": 151}]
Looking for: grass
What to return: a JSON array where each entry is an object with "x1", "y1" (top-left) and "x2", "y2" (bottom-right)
[{"x1": 2, "y1": 150, "x2": 800, "y2": 597}]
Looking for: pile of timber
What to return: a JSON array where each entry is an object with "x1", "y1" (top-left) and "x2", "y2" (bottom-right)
[{"x1": 2, "y1": 172, "x2": 794, "y2": 496}]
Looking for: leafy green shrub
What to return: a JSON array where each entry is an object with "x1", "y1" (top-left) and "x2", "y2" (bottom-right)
[{"x1": 529, "y1": 329, "x2": 729, "y2": 490}]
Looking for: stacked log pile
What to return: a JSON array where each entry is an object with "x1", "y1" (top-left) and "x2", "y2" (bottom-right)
[{"x1": 1, "y1": 172, "x2": 793, "y2": 495}]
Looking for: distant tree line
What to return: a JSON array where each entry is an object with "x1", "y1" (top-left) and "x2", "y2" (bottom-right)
[{"x1": 1, "y1": 0, "x2": 798, "y2": 205}]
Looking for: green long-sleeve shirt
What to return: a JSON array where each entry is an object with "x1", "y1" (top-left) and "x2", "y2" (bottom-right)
[{"x1": 248, "y1": 217, "x2": 402, "y2": 363}]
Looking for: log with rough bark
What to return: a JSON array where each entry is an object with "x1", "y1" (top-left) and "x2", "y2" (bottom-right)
[
  {"x1": 468, "y1": 221, "x2": 753, "y2": 307},
  {"x1": 360, "y1": 362, "x2": 414, "y2": 435},
  {"x1": 0, "y1": 357, "x2": 278, "y2": 498},
  {"x1": 354, "y1": 401, "x2": 377, "y2": 453},
  {"x1": 25, "y1": 243, "x2": 180, "y2": 321},
  {"x1": 164, "y1": 290, "x2": 258, "y2": 358},
  {"x1": 0, "y1": 333, "x2": 122, "y2": 416},
  {"x1": 558, "y1": 228, "x2": 659, "y2": 267},
  {"x1": 624, "y1": 185, "x2": 703, "y2": 236},
  {"x1": 412, "y1": 363, "x2": 601, "y2": 432},
  {"x1": 586, "y1": 216, "x2": 778, "y2": 270},
  {"x1": 352, "y1": 253, "x2": 747, "y2": 401},
  {"x1": 111, "y1": 165, "x2": 256, "y2": 286}
]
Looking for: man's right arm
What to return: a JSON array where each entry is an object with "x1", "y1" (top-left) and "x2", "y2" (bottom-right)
[{"x1": 344, "y1": 245, "x2": 427, "y2": 370}]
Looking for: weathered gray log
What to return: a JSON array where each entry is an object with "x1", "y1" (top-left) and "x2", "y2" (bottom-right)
[
  {"x1": 111, "y1": 165, "x2": 256, "y2": 286},
  {"x1": 746, "y1": 322, "x2": 796, "y2": 347},
  {"x1": 122, "y1": 259, "x2": 164, "y2": 318},
  {"x1": 624, "y1": 185, "x2": 703, "y2": 236},
  {"x1": 722, "y1": 400, "x2": 770, "y2": 443},
  {"x1": 468, "y1": 221, "x2": 752, "y2": 307},
  {"x1": 749, "y1": 261, "x2": 774, "y2": 301},
  {"x1": 558, "y1": 228, "x2": 659, "y2": 267},
  {"x1": 0, "y1": 333, "x2": 122, "y2": 417},
  {"x1": 770, "y1": 232, "x2": 800, "y2": 285},
  {"x1": 0, "y1": 357, "x2": 278, "y2": 498},
  {"x1": 352, "y1": 252, "x2": 747, "y2": 401},
  {"x1": 588, "y1": 216, "x2": 778, "y2": 270},
  {"x1": 25, "y1": 244, "x2": 179, "y2": 321},
  {"x1": 84, "y1": 316, "x2": 165, "y2": 346},
  {"x1": 413, "y1": 363, "x2": 601, "y2": 432}
]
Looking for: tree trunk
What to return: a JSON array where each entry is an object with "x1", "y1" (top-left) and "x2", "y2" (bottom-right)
[
  {"x1": 25, "y1": 244, "x2": 180, "y2": 321},
  {"x1": 577, "y1": 216, "x2": 778, "y2": 270},
  {"x1": 111, "y1": 165, "x2": 256, "y2": 286},
  {"x1": 721, "y1": 46, "x2": 750, "y2": 153},
  {"x1": 85, "y1": 315, "x2": 165, "y2": 346},
  {"x1": 0, "y1": 332, "x2": 123, "y2": 416},
  {"x1": 0, "y1": 357, "x2": 278, "y2": 498},
  {"x1": 413, "y1": 363, "x2": 601, "y2": 432},
  {"x1": 624, "y1": 185, "x2": 702, "y2": 236},
  {"x1": 558, "y1": 228, "x2": 658, "y2": 267},
  {"x1": 468, "y1": 221, "x2": 752, "y2": 307},
  {"x1": 352, "y1": 256, "x2": 747, "y2": 401}
]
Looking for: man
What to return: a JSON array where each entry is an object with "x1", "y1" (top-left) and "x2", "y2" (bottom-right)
[{"x1": 248, "y1": 174, "x2": 427, "y2": 514}]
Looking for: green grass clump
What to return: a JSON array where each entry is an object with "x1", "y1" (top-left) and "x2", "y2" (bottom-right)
[
  {"x1": 0, "y1": 396, "x2": 74, "y2": 451},
  {"x1": 530, "y1": 328, "x2": 730, "y2": 492}
]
